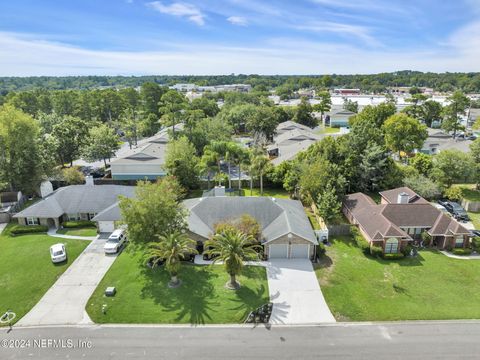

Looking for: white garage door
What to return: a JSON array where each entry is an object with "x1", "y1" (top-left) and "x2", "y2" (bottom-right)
[
  {"x1": 269, "y1": 244, "x2": 289, "y2": 259},
  {"x1": 98, "y1": 221, "x2": 115, "y2": 233},
  {"x1": 290, "y1": 244, "x2": 310, "y2": 259}
]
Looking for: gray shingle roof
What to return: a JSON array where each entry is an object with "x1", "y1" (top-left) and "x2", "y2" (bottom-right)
[
  {"x1": 14, "y1": 185, "x2": 136, "y2": 219},
  {"x1": 183, "y1": 196, "x2": 317, "y2": 244}
]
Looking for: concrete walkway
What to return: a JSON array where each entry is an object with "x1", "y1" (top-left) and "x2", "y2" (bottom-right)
[
  {"x1": 47, "y1": 228, "x2": 98, "y2": 241},
  {"x1": 0, "y1": 223, "x2": 7, "y2": 234},
  {"x1": 266, "y1": 259, "x2": 336, "y2": 324},
  {"x1": 440, "y1": 250, "x2": 480, "y2": 260},
  {"x1": 18, "y1": 238, "x2": 117, "y2": 326}
]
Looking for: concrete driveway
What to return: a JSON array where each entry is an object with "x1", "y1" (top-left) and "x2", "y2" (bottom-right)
[
  {"x1": 266, "y1": 259, "x2": 335, "y2": 324},
  {"x1": 18, "y1": 238, "x2": 117, "y2": 326}
]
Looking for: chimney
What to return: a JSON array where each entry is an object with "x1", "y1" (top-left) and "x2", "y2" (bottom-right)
[
  {"x1": 85, "y1": 175, "x2": 94, "y2": 186},
  {"x1": 397, "y1": 192, "x2": 409, "y2": 204}
]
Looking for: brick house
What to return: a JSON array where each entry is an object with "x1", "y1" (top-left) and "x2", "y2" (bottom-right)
[{"x1": 343, "y1": 187, "x2": 470, "y2": 254}]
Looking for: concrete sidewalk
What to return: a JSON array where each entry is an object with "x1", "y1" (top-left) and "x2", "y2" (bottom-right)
[
  {"x1": 18, "y1": 238, "x2": 117, "y2": 326},
  {"x1": 47, "y1": 228, "x2": 97, "y2": 241},
  {"x1": 266, "y1": 259, "x2": 336, "y2": 324}
]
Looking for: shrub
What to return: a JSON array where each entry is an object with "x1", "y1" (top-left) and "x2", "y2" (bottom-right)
[
  {"x1": 472, "y1": 237, "x2": 480, "y2": 251},
  {"x1": 62, "y1": 220, "x2": 96, "y2": 228},
  {"x1": 62, "y1": 167, "x2": 85, "y2": 185},
  {"x1": 370, "y1": 245, "x2": 383, "y2": 258},
  {"x1": 402, "y1": 244, "x2": 413, "y2": 256},
  {"x1": 317, "y1": 243, "x2": 326, "y2": 256},
  {"x1": 444, "y1": 187, "x2": 462, "y2": 201},
  {"x1": 350, "y1": 227, "x2": 370, "y2": 253},
  {"x1": 383, "y1": 253, "x2": 405, "y2": 260},
  {"x1": 452, "y1": 248, "x2": 472, "y2": 256},
  {"x1": 421, "y1": 231, "x2": 432, "y2": 246},
  {"x1": 10, "y1": 225, "x2": 48, "y2": 235}
]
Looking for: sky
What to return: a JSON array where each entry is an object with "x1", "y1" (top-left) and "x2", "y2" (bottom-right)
[{"x1": 0, "y1": 0, "x2": 479, "y2": 76}]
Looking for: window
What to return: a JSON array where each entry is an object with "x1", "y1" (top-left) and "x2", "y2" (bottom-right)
[
  {"x1": 455, "y1": 236, "x2": 464, "y2": 248},
  {"x1": 88, "y1": 213, "x2": 97, "y2": 220},
  {"x1": 67, "y1": 213, "x2": 80, "y2": 221},
  {"x1": 27, "y1": 217, "x2": 39, "y2": 225},
  {"x1": 385, "y1": 238, "x2": 399, "y2": 254}
]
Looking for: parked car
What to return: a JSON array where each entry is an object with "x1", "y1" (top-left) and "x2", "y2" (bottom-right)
[
  {"x1": 467, "y1": 135, "x2": 477, "y2": 141},
  {"x1": 104, "y1": 229, "x2": 128, "y2": 254},
  {"x1": 441, "y1": 201, "x2": 470, "y2": 221},
  {"x1": 50, "y1": 243, "x2": 67, "y2": 263}
]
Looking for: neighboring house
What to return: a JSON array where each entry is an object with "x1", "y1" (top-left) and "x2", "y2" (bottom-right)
[
  {"x1": 418, "y1": 130, "x2": 474, "y2": 155},
  {"x1": 0, "y1": 191, "x2": 25, "y2": 223},
  {"x1": 343, "y1": 187, "x2": 470, "y2": 254},
  {"x1": 326, "y1": 110, "x2": 356, "y2": 127},
  {"x1": 14, "y1": 181, "x2": 135, "y2": 232},
  {"x1": 110, "y1": 125, "x2": 183, "y2": 180},
  {"x1": 267, "y1": 121, "x2": 322, "y2": 166},
  {"x1": 183, "y1": 196, "x2": 318, "y2": 259}
]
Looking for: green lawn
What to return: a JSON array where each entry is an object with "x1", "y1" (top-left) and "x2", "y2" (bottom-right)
[
  {"x1": 56, "y1": 227, "x2": 98, "y2": 237},
  {"x1": 454, "y1": 184, "x2": 480, "y2": 202},
  {"x1": 468, "y1": 211, "x2": 480, "y2": 229},
  {"x1": 86, "y1": 250, "x2": 269, "y2": 324},
  {"x1": 315, "y1": 126, "x2": 341, "y2": 135},
  {"x1": 316, "y1": 236, "x2": 480, "y2": 321},
  {"x1": 0, "y1": 225, "x2": 90, "y2": 325},
  {"x1": 242, "y1": 187, "x2": 290, "y2": 198}
]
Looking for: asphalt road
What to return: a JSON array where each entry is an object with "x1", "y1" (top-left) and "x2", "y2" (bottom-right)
[{"x1": 1, "y1": 322, "x2": 480, "y2": 359}]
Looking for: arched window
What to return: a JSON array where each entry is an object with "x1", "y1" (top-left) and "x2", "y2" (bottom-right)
[{"x1": 385, "y1": 238, "x2": 399, "y2": 254}]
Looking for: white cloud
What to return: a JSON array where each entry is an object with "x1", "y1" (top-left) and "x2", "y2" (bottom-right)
[
  {"x1": 294, "y1": 21, "x2": 381, "y2": 47},
  {"x1": 227, "y1": 16, "x2": 248, "y2": 26},
  {"x1": 0, "y1": 31, "x2": 478, "y2": 76},
  {"x1": 147, "y1": 1, "x2": 205, "y2": 26}
]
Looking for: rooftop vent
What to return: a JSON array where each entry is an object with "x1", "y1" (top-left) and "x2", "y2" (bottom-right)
[{"x1": 397, "y1": 192, "x2": 409, "y2": 204}]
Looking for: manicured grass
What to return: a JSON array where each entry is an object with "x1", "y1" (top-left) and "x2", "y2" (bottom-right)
[
  {"x1": 316, "y1": 236, "x2": 480, "y2": 321},
  {"x1": 468, "y1": 211, "x2": 480, "y2": 229},
  {"x1": 56, "y1": 227, "x2": 98, "y2": 237},
  {"x1": 315, "y1": 126, "x2": 341, "y2": 135},
  {"x1": 456, "y1": 185, "x2": 480, "y2": 202},
  {"x1": 86, "y1": 250, "x2": 269, "y2": 324},
  {"x1": 0, "y1": 224, "x2": 90, "y2": 325},
  {"x1": 243, "y1": 187, "x2": 290, "y2": 198}
]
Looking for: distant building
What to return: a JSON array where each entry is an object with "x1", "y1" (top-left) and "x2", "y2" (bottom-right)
[
  {"x1": 333, "y1": 88, "x2": 360, "y2": 95},
  {"x1": 326, "y1": 110, "x2": 356, "y2": 127}
]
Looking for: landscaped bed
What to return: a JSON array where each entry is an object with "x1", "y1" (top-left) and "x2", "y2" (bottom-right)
[
  {"x1": 0, "y1": 224, "x2": 90, "y2": 325},
  {"x1": 86, "y1": 249, "x2": 269, "y2": 324},
  {"x1": 316, "y1": 235, "x2": 480, "y2": 321}
]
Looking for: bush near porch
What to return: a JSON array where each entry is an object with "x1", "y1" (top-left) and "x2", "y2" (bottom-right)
[
  {"x1": 86, "y1": 249, "x2": 269, "y2": 324},
  {"x1": 316, "y1": 236, "x2": 480, "y2": 321}
]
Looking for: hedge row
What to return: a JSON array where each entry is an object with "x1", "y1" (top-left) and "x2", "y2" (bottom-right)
[
  {"x1": 62, "y1": 220, "x2": 96, "y2": 228},
  {"x1": 10, "y1": 225, "x2": 48, "y2": 235},
  {"x1": 452, "y1": 248, "x2": 473, "y2": 256}
]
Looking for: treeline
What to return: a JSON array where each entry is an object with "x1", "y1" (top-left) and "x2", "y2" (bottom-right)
[{"x1": 1, "y1": 70, "x2": 480, "y2": 93}]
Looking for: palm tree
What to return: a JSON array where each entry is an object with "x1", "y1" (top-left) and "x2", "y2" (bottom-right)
[
  {"x1": 204, "y1": 229, "x2": 260, "y2": 290},
  {"x1": 250, "y1": 149, "x2": 270, "y2": 196},
  {"x1": 147, "y1": 231, "x2": 197, "y2": 288}
]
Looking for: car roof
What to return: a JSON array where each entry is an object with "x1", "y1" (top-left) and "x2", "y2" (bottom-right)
[
  {"x1": 50, "y1": 243, "x2": 64, "y2": 250},
  {"x1": 110, "y1": 229, "x2": 124, "y2": 236}
]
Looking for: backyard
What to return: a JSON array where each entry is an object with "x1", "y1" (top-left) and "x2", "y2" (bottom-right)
[
  {"x1": 0, "y1": 225, "x2": 89, "y2": 324},
  {"x1": 86, "y1": 249, "x2": 269, "y2": 324},
  {"x1": 316, "y1": 236, "x2": 480, "y2": 321}
]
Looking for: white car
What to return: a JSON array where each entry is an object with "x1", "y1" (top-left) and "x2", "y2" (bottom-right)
[
  {"x1": 104, "y1": 229, "x2": 127, "y2": 254},
  {"x1": 50, "y1": 243, "x2": 67, "y2": 263}
]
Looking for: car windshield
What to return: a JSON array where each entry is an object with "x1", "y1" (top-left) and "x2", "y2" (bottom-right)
[
  {"x1": 452, "y1": 204, "x2": 465, "y2": 211},
  {"x1": 53, "y1": 250, "x2": 63, "y2": 256},
  {"x1": 108, "y1": 238, "x2": 119, "y2": 243}
]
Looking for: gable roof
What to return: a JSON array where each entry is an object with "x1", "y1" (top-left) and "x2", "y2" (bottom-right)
[
  {"x1": 344, "y1": 188, "x2": 470, "y2": 240},
  {"x1": 14, "y1": 185, "x2": 136, "y2": 219},
  {"x1": 183, "y1": 196, "x2": 317, "y2": 244},
  {"x1": 379, "y1": 187, "x2": 428, "y2": 204},
  {"x1": 276, "y1": 120, "x2": 313, "y2": 134}
]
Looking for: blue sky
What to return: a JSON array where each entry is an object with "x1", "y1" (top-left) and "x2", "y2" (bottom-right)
[{"x1": 0, "y1": 0, "x2": 479, "y2": 75}]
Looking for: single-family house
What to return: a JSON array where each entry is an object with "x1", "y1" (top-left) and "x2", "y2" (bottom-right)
[
  {"x1": 14, "y1": 181, "x2": 135, "y2": 233},
  {"x1": 418, "y1": 130, "x2": 474, "y2": 155},
  {"x1": 110, "y1": 125, "x2": 183, "y2": 180},
  {"x1": 326, "y1": 110, "x2": 356, "y2": 127},
  {"x1": 183, "y1": 196, "x2": 318, "y2": 259},
  {"x1": 343, "y1": 187, "x2": 470, "y2": 254}
]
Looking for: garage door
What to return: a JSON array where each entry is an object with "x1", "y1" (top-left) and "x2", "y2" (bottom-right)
[
  {"x1": 269, "y1": 244, "x2": 289, "y2": 259},
  {"x1": 290, "y1": 244, "x2": 309, "y2": 259},
  {"x1": 98, "y1": 221, "x2": 115, "y2": 233}
]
